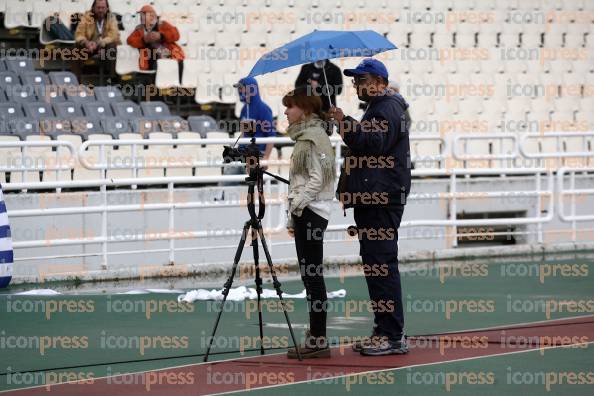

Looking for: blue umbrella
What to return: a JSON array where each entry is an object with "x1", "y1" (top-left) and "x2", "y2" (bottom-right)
[{"x1": 247, "y1": 30, "x2": 397, "y2": 106}]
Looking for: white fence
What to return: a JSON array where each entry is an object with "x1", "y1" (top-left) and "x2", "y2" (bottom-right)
[{"x1": 1, "y1": 132, "x2": 593, "y2": 279}]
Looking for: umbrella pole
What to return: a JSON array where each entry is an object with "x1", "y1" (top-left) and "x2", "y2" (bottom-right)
[{"x1": 321, "y1": 64, "x2": 333, "y2": 108}]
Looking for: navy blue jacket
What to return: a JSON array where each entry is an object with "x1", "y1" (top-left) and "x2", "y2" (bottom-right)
[{"x1": 339, "y1": 91, "x2": 411, "y2": 208}]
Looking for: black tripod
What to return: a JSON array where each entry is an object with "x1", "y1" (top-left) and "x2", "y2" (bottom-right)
[{"x1": 204, "y1": 144, "x2": 302, "y2": 362}]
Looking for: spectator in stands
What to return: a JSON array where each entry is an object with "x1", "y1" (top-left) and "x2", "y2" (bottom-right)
[
  {"x1": 283, "y1": 86, "x2": 335, "y2": 359},
  {"x1": 74, "y1": 0, "x2": 120, "y2": 57},
  {"x1": 127, "y1": 5, "x2": 185, "y2": 71},
  {"x1": 328, "y1": 58, "x2": 411, "y2": 356},
  {"x1": 295, "y1": 60, "x2": 343, "y2": 112},
  {"x1": 43, "y1": 12, "x2": 76, "y2": 41}
]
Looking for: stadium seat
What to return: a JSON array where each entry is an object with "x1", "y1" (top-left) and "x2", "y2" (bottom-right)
[
  {"x1": 112, "y1": 101, "x2": 142, "y2": 119},
  {"x1": 21, "y1": 71, "x2": 50, "y2": 87},
  {"x1": 94, "y1": 86, "x2": 124, "y2": 102},
  {"x1": 195, "y1": 74, "x2": 222, "y2": 104},
  {"x1": 101, "y1": 118, "x2": 131, "y2": 139},
  {"x1": 138, "y1": 132, "x2": 171, "y2": 178},
  {"x1": 130, "y1": 119, "x2": 161, "y2": 135},
  {"x1": 167, "y1": 131, "x2": 201, "y2": 177},
  {"x1": 83, "y1": 101, "x2": 114, "y2": 118},
  {"x1": 36, "y1": 84, "x2": 66, "y2": 103},
  {"x1": 9, "y1": 119, "x2": 40, "y2": 140},
  {"x1": 31, "y1": 0, "x2": 56, "y2": 28},
  {"x1": 23, "y1": 102, "x2": 54, "y2": 118},
  {"x1": 105, "y1": 130, "x2": 143, "y2": 179},
  {"x1": 188, "y1": 115, "x2": 219, "y2": 138},
  {"x1": 180, "y1": 59, "x2": 201, "y2": 88},
  {"x1": 65, "y1": 85, "x2": 96, "y2": 103},
  {"x1": 115, "y1": 45, "x2": 141, "y2": 76},
  {"x1": 48, "y1": 71, "x2": 79, "y2": 86},
  {"x1": 71, "y1": 118, "x2": 104, "y2": 135},
  {"x1": 155, "y1": 59, "x2": 181, "y2": 88},
  {"x1": 39, "y1": 118, "x2": 72, "y2": 139},
  {"x1": 158, "y1": 117, "x2": 189, "y2": 136},
  {"x1": 0, "y1": 133, "x2": 21, "y2": 183},
  {"x1": 6, "y1": 85, "x2": 37, "y2": 103},
  {"x1": 543, "y1": 30, "x2": 564, "y2": 48},
  {"x1": 53, "y1": 101, "x2": 83, "y2": 118},
  {"x1": 3, "y1": 0, "x2": 33, "y2": 29},
  {"x1": 10, "y1": 135, "x2": 48, "y2": 184},
  {"x1": 4, "y1": 56, "x2": 34, "y2": 73},
  {"x1": 140, "y1": 101, "x2": 171, "y2": 118},
  {"x1": 0, "y1": 103, "x2": 24, "y2": 120},
  {"x1": 0, "y1": 71, "x2": 20, "y2": 87}
]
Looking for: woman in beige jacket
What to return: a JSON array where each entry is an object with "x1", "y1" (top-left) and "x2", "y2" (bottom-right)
[{"x1": 283, "y1": 86, "x2": 336, "y2": 359}]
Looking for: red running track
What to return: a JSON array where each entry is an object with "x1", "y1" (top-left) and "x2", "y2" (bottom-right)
[{"x1": 5, "y1": 316, "x2": 593, "y2": 395}]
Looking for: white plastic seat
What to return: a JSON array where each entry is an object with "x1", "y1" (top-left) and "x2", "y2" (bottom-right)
[
  {"x1": 195, "y1": 74, "x2": 222, "y2": 104},
  {"x1": 0, "y1": 135, "x2": 21, "y2": 184},
  {"x1": 181, "y1": 59, "x2": 203, "y2": 89},
  {"x1": 31, "y1": 0, "x2": 56, "y2": 28},
  {"x1": 168, "y1": 132, "x2": 201, "y2": 177},
  {"x1": 411, "y1": 140, "x2": 441, "y2": 170},
  {"x1": 433, "y1": 32, "x2": 453, "y2": 48},
  {"x1": 155, "y1": 59, "x2": 180, "y2": 88},
  {"x1": 11, "y1": 135, "x2": 50, "y2": 183},
  {"x1": 136, "y1": 132, "x2": 172, "y2": 178},
  {"x1": 4, "y1": 0, "x2": 33, "y2": 29},
  {"x1": 198, "y1": 134, "x2": 227, "y2": 177},
  {"x1": 543, "y1": 31, "x2": 564, "y2": 48},
  {"x1": 477, "y1": 32, "x2": 498, "y2": 48},
  {"x1": 499, "y1": 33, "x2": 520, "y2": 47},
  {"x1": 105, "y1": 133, "x2": 143, "y2": 179},
  {"x1": 116, "y1": 45, "x2": 141, "y2": 76},
  {"x1": 409, "y1": 32, "x2": 432, "y2": 48}
]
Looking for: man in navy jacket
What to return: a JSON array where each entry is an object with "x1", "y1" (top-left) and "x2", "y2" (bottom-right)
[{"x1": 329, "y1": 58, "x2": 411, "y2": 356}]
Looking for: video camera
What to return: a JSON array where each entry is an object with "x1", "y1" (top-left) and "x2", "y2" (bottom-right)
[{"x1": 222, "y1": 119, "x2": 261, "y2": 164}]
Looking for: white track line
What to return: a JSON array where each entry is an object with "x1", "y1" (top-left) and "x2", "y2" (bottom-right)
[
  {"x1": 1, "y1": 315, "x2": 592, "y2": 394},
  {"x1": 212, "y1": 341, "x2": 594, "y2": 395}
]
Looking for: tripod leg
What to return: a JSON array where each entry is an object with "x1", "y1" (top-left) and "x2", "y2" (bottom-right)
[
  {"x1": 203, "y1": 220, "x2": 251, "y2": 362},
  {"x1": 251, "y1": 227, "x2": 265, "y2": 355},
  {"x1": 256, "y1": 222, "x2": 303, "y2": 361}
]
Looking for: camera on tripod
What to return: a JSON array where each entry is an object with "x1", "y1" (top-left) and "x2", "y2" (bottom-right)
[{"x1": 222, "y1": 119, "x2": 261, "y2": 165}]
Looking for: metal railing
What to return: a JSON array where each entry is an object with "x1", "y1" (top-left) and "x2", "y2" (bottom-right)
[{"x1": 1, "y1": 132, "x2": 592, "y2": 278}]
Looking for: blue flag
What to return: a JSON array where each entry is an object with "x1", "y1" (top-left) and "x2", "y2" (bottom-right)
[{"x1": 0, "y1": 185, "x2": 13, "y2": 288}]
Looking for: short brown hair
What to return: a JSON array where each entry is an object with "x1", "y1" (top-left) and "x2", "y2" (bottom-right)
[{"x1": 282, "y1": 86, "x2": 324, "y2": 118}]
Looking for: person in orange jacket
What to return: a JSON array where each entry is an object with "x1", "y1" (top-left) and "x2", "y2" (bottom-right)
[{"x1": 126, "y1": 5, "x2": 185, "y2": 71}]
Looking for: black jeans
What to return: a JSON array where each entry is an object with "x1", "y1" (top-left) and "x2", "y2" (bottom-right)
[
  {"x1": 292, "y1": 207, "x2": 328, "y2": 338},
  {"x1": 354, "y1": 205, "x2": 405, "y2": 342}
]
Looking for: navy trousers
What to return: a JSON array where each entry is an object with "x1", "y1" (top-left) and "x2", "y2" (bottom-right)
[{"x1": 353, "y1": 205, "x2": 405, "y2": 341}]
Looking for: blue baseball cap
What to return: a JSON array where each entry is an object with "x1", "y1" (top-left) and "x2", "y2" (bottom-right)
[{"x1": 343, "y1": 58, "x2": 389, "y2": 79}]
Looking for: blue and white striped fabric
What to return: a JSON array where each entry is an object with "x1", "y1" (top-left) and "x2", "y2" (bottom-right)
[{"x1": 0, "y1": 186, "x2": 13, "y2": 288}]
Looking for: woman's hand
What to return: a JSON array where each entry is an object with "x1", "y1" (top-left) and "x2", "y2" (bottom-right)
[
  {"x1": 287, "y1": 227, "x2": 295, "y2": 238},
  {"x1": 328, "y1": 106, "x2": 344, "y2": 122}
]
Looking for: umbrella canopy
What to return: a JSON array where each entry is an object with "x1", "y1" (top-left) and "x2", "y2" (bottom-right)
[{"x1": 247, "y1": 30, "x2": 397, "y2": 77}]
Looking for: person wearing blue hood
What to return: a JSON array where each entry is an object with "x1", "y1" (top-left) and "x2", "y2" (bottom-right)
[
  {"x1": 235, "y1": 77, "x2": 276, "y2": 157},
  {"x1": 328, "y1": 58, "x2": 412, "y2": 357},
  {"x1": 222, "y1": 77, "x2": 276, "y2": 183}
]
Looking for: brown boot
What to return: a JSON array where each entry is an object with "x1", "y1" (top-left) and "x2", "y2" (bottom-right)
[{"x1": 287, "y1": 331, "x2": 330, "y2": 359}]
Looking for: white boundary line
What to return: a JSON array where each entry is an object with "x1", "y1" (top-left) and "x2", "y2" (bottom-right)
[
  {"x1": 1, "y1": 315, "x2": 593, "y2": 394},
  {"x1": 412, "y1": 314, "x2": 594, "y2": 337},
  {"x1": 213, "y1": 341, "x2": 594, "y2": 395}
]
